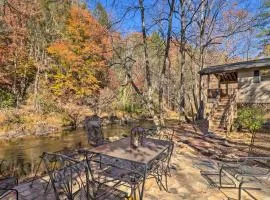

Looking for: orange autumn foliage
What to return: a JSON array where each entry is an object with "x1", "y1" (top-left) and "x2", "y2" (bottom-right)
[{"x1": 47, "y1": 5, "x2": 111, "y2": 101}]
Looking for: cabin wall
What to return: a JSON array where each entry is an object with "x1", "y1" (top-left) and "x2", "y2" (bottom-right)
[
  {"x1": 209, "y1": 74, "x2": 219, "y2": 88},
  {"x1": 238, "y1": 69, "x2": 270, "y2": 103}
]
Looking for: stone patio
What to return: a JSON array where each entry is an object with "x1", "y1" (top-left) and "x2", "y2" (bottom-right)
[{"x1": 2, "y1": 124, "x2": 270, "y2": 200}]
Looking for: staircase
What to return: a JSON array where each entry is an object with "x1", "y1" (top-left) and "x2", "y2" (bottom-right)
[
  {"x1": 208, "y1": 90, "x2": 237, "y2": 135},
  {"x1": 209, "y1": 97, "x2": 230, "y2": 133}
]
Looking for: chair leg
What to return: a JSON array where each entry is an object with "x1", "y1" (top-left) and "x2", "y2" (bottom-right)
[
  {"x1": 132, "y1": 190, "x2": 136, "y2": 200},
  {"x1": 238, "y1": 181, "x2": 244, "y2": 200},
  {"x1": 30, "y1": 157, "x2": 43, "y2": 188},
  {"x1": 164, "y1": 166, "x2": 168, "y2": 192},
  {"x1": 219, "y1": 167, "x2": 223, "y2": 188}
]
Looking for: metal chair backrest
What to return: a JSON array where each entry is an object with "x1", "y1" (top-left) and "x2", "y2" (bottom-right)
[
  {"x1": 83, "y1": 151, "x2": 128, "y2": 200},
  {"x1": 0, "y1": 160, "x2": 7, "y2": 177},
  {"x1": 159, "y1": 126, "x2": 175, "y2": 141},
  {"x1": 42, "y1": 152, "x2": 88, "y2": 200},
  {"x1": 84, "y1": 115, "x2": 104, "y2": 147},
  {"x1": 146, "y1": 126, "x2": 175, "y2": 141}
]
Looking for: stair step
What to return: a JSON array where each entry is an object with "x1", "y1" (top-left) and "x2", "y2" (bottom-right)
[
  {"x1": 212, "y1": 117, "x2": 226, "y2": 121},
  {"x1": 211, "y1": 123, "x2": 225, "y2": 128},
  {"x1": 210, "y1": 126, "x2": 226, "y2": 130},
  {"x1": 209, "y1": 129, "x2": 226, "y2": 133},
  {"x1": 215, "y1": 109, "x2": 226, "y2": 113},
  {"x1": 213, "y1": 110, "x2": 226, "y2": 114},
  {"x1": 218, "y1": 103, "x2": 229, "y2": 106}
]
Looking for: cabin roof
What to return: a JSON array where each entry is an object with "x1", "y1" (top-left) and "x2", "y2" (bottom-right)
[{"x1": 199, "y1": 58, "x2": 270, "y2": 75}]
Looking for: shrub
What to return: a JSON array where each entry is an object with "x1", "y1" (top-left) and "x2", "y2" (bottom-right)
[
  {"x1": 0, "y1": 89, "x2": 15, "y2": 108},
  {"x1": 236, "y1": 106, "x2": 265, "y2": 151}
]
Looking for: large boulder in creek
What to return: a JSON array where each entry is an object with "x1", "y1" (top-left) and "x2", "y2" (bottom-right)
[{"x1": 84, "y1": 115, "x2": 104, "y2": 146}]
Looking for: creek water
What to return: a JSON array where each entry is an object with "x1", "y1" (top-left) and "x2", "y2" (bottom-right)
[{"x1": 0, "y1": 121, "x2": 154, "y2": 181}]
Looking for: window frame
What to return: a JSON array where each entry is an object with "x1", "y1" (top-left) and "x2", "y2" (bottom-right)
[{"x1": 253, "y1": 70, "x2": 260, "y2": 83}]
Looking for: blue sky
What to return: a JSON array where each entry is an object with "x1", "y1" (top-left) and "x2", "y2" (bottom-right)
[
  {"x1": 88, "y1": 0, "x2": 265, "y2": 58},
  {"x1": 88, "y1": 0, "x2": 263, "y2": 34}
]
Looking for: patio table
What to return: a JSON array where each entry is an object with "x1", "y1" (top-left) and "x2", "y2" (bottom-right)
[{"x1": 85, "y1": 137, "x2": 173, "y2": 200}]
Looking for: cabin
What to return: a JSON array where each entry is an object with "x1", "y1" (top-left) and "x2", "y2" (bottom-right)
[{"x1": 199, "y1": 58, "x2": 270, "y2": 133}]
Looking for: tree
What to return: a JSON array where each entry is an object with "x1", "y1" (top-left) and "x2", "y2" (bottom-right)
[
  {"x1": 47, "y1": 5, "x2": 111, "y2": 102},
  {"x1": 236, "y1": 106, "x2": 265, "y2": 152},
  {"x1": 258, "y1": 0, "x2": 270, "y2": 56},
  {"x1": 0, "y1": 0, "x2": 37, "y2": 107},
  {"x1": 158, "y1": 0, "x2": 175, "y2": 124},
  {"x1": 93, "y1": 2, "x2": 111, "y2": 29}
]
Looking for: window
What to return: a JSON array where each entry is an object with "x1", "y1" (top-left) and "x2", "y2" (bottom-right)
[
  {"x1": 253, "y1": 70, "x2": 260, "y2": 83},
  {"x1": 261, "y1": 69, "x2": 270, "y2": 81}
]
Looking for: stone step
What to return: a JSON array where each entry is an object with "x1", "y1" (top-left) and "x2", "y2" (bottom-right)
[
  {"x1": 211, "y1": 118, "x2": 225, "y2": 123},
  {"x1": 212, "y1": 115, "x2": 226, "y2": 121},
  {"x1": 211, "y1": 123, "x2": 225, "y2": 128},
  {"x1": 219, "y1": 101, "x2": 229, "y2": 104},
  {"x1": 209, "y1": 126, "x2": 226, "y2": 132},
  {"x1": 218, "y1": 102, "x2": 229, "y2": 106},
  {"x1": 215, "y1": 108, "x2": 226, "y2": 113},
  {"x1": 213, "y1": 109, "x2": 226, "y2": 113}
]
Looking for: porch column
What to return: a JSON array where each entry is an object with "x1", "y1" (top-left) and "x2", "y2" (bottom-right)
[
  {"x1": 207, "y1": 74, "x2": 210, "y2": 102},
  {"x1": 198, "y1": 74, "x2": 204, "y2": 119},
  {"x1": 218, "y1": 75, "x2": 221, "y2": 95}
]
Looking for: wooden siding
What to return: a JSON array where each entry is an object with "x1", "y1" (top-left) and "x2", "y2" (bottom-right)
[
  {"x1": 209, "y1": 74, "x2": 219, "y2": 88},
  {"x1": 237, "y1": 69, "x2": 270, "y2": 103}
]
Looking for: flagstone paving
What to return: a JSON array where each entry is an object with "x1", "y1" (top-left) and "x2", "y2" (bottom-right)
[{"x1": 3, "y1": 123, "x2": 270, "y2": 200}]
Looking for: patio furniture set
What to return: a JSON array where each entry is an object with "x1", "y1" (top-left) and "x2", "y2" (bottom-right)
[
  {"x1": 200, "y1": 155, "x2": 270, "y2": 200},
  {"x1": 1, "y1": 126, "x2": 175, "y2": 200},
  {"x1": 1, "y1": 124, "x2": 270, "y2": 200}
]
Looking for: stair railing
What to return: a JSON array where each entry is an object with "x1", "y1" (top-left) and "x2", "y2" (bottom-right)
[
  {"x1": 224, "y1": 90, "x2": 237, "y2": 134},
  {"x1": 207, "y1": 89, "x2": 221, "y2": 120}
]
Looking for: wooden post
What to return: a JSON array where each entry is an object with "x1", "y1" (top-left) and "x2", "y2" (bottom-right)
[
  {"x1": 207, "y1": 74, "x2": 210, "y2": 101},
  {"x1": 226, "y1": 79, "x2": 228, "y2": 96},
  {"x1": 218, "y1": 74, "x2": 221, "y2": 96},
  {"x1": 198, "y1": 74, "x2": 204, "y2": 119}
]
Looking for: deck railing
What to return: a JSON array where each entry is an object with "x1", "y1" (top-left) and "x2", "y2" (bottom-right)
[{"x1": 207, "y1": 89, "x2": 227, "y2": 99}]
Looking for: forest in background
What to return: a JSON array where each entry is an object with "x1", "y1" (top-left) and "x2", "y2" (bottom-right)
[{"x1": 0, "y1": 0, "x2": 269, "y2": 137}]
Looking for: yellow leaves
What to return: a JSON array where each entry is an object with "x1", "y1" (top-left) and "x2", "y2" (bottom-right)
[
  {"x1": 47, "y1": 5, "x2": 111, "y2": 102},
  {"x1": 263, "y1": 44, "x2": 270, "y2": 56},
  {"x1": 67, "y1": 6, "x2": 108, "y2": 42},
  {"x1": 47, "y1": 41, "x2": 79, "y2": 65}
]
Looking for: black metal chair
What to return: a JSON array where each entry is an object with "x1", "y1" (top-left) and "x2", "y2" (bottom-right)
[
  {"x1": 84, "y1": 115, "x2": 104, "y2": 147},
  {"x1": 0, "y1": 177, "x2": 18, "y2": 200},
  {"x1": 82, "y1": 150, "x2": 143, "y2": 199},
  {"x1": 43, "y1": 152, "x2": 127, "y2": 200},
  {"x1": 217, "y1": 157, "x2": 270, "y2": 200},
  {"x1": 0, "y1": 160, "x2": 18, "y2": 200},
  {"x1": 200, "y1": 156, "x2": 270, "y2": 200},
  {"x1": 29, "y1": 148, "x2": 81, "y2": 191},
  {"x1": 148, "y1": 139, "x2": 174, "y2": 192},
  {"x1": 145, "y1": 126, "x2": 175, "y2": 141},
  {"x1": 42, "y1": 152, "x2": 87, "y2": 200},
  {"x1": 145, "y1": 126, "x2": 175, "y2": 186}
]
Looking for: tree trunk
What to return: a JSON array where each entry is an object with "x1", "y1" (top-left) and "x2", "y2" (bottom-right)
[
  {"x1": 197, "y1": 0, "x2": 207, "y2": 120},
  {"x1": 158, "y1": 0, "x2": 175, "y2": 125},
  {"x1": 178, "y1": 0, "x2": 190, "y2": 123},
  {"x1": 138, "y1": 0, "x2": 161, "y2": 126}
]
